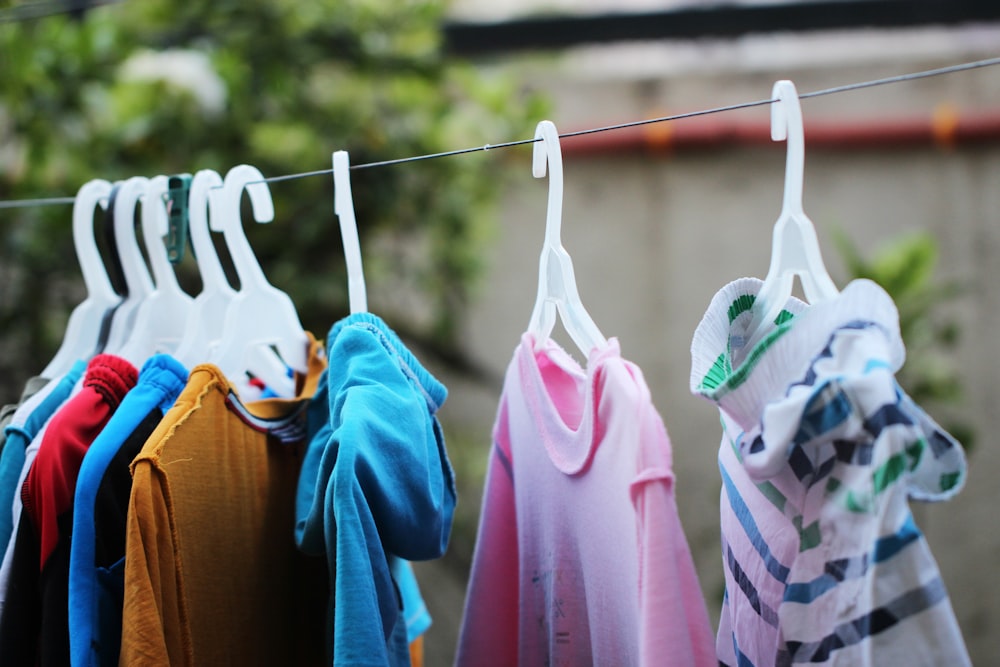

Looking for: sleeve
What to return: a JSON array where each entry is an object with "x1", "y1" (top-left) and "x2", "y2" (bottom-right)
[
  {"x1": 391, "y1": 556, "x2": 432, "y2": 641},
  {"x1": 119, "y1": 460, "x2": 191, "y2": 667},
  {"x1": 454, "y1": 402, "x2": 520, "y2": 667},
  {"x1": 294, "y1": 374, "x2": 332, "y2": 555},
  {"x1": 630, "y1": 402, "x2": 716, "y2": 667},
  {"x1": 758, "y1": 325, "x2": 901, "y2": 655},
  {"x1": 326, "y1": 327, "x2": 456, "y2": 666},
  {"x1": 760, "y1": 322, "x2": 970, "y2": 665}
]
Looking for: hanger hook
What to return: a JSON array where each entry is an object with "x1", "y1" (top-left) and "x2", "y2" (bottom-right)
[
  {"x1": 41, "y1": 178, "x2": 119, "y2": 378},
  {"x1": 772, "y1": 80, "x2": 805, "y2": 218},
  {"x1": 141, "y1": 175, "x2": 181, "y2": 290},
  {"x1": 72, "y1": 179, "x2": 115, "y2": 301},
  {"x1": 332, "y1": 150, "x2": 368, "y2": 314},
  {"x1": 214, "y1": 164, "x2": 274, "y2": 291},
  {"x1": 533, "y1": 120, "x2": 563, "y2": 245},
  {"x1": 188, "y1": 169, "x2": 233, "y2": 295},
  {"x1": 113, "y1": 176, "x2": 155, "y2": 298}
]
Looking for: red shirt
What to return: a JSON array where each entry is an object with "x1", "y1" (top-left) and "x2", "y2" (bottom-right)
[{"x1": 24, "y1": 353, "x2": 138, "y2": 569}]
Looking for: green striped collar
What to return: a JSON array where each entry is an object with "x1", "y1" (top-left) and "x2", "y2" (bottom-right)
[{"x1": 690, "y1": 278, "x2": 903, "y2": 431}]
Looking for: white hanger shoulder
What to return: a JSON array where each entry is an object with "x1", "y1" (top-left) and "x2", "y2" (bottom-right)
[
  {"x1": 333, "y1": 150, "x2": 367, "y2": 314},
  {"x1": 117, "y1": 175, "x2": 194, "y2": 366},
  {"x1": 102, "y1": 176, "x2": 155, "y2": 355},
  {"x1": 173, "y1": 169, "x2": 236, "y2": 367},
  {"x1": 742, "y1": 80, "x2": 838, "y2": 353},
  {"x1": 41, "y1": 179, "x2": 119, "y2": 378},
  {"x1": 210, "y1": 164, "x2": 307, "y2": 395},
  {"x1": 526, "y1": 120, "x2": 606, "y2": 357}
]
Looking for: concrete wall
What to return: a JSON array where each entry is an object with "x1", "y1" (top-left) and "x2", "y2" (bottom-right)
[{"x1": 421, "y1": 29, "x2": 1000, "y2": 665}]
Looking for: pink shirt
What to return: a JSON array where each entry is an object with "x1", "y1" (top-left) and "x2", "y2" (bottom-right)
[{"x1": 456, "y1": 333, "x2": 715, "y2": 667}]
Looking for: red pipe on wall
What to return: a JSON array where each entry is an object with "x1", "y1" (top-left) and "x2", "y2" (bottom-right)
[{"x1": 560, "y1": 107, "x2": 1000, "y2": 156}]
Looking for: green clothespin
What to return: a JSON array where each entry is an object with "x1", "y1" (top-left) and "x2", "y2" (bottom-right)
[{"x1": 165, "y1": 174, "x2": 193, "y2": 264}]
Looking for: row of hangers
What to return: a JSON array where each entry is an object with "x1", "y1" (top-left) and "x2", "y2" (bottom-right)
[
  {"x1": 44, "y1": 152, "x2": 367, "y2": 398},
  {"x1": 41, "y1": 78, "x2": 836, "y2": 401}
]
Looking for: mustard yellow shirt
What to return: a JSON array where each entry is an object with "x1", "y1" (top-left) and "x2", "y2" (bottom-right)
[{"x1": 121, "y1": 336, "x2": 328, "y2": 666}]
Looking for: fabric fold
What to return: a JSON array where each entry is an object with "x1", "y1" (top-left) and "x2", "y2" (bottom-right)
[
  {"x1": 691, "y1": 277, "x2": 969, "y2": 666},
  {"x1": 295, "y1": 312, "x2": 454, "y2": 667}
]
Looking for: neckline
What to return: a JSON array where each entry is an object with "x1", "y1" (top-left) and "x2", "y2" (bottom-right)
[
  {"x1": 516, "y1": 332, "x2": 619, "y2": 475},
  {"x1": 191, "y1": 331, "x2": 324, "y2": 421},
  {"x1": 690, "y1": 278, "x2": 903, "y2": 430}
]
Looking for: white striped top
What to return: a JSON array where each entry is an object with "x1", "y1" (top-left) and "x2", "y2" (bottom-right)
[{"x1": 690, "y1": 278, "x2": 969, "y2": 666}]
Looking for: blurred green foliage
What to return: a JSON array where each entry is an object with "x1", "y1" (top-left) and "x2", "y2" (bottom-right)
[
  {"x1": 835, "y1": 231, "x2": 975, "y2": 450},
  {"x1": 0, "y1": 0, "x2": 545, "y2": 398}
]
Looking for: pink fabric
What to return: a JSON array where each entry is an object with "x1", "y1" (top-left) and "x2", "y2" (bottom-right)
[{"x1": 456, "y1": 333, "x2": 715, "y2": 667}]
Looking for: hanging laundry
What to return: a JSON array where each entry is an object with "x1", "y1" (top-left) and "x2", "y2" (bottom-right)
[
  {"x1": 689, "y1": 278, "x2": 970, "y2": 666},
  {"x1": 68, "y1": 353, "x2": 188, "y2": 667},
  {"x1": 119, "y1": 335, "x2": 328, "y2": 666},
  {"x1": 295, "y1": 312, "x2": 455, "y2": 667},
  {"x1": 456, "y1": 333, "x2": 716, "y2": 667},
  {"x1": 458, "y1": 118, "x2": 714, "y2": 666},
  {"x1": 0, "y1": 354, "x2": 138, "y2": 665},
  {"x1": 0, "y1": 363, "x2": 86, "y2": 563}
]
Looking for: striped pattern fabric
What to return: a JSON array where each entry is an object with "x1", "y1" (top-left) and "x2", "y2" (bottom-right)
[{"x1": 690, "y1": 278, "x2": 969, "y2": 666}]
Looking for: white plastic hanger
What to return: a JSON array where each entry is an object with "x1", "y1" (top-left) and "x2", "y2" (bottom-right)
[
  {"x1": 41, "y1": 179, "x2": 120, "y2": 378},
  {"x1": 333, "y1": 150, "x2": 367, "y2": 314},
  {"x1": 741, "y1": 80, "x2": 839, "y2": 354},
  {"x1": 173, "y1": 170, "x2": 289, "y2": 392},
  {"x1": 102, "y1": 176, "x2": 155, "y2": 355},
  {"x1": 117, "y1": 175, "x2": 195, "y2": 366},
  {"x1": 210, "y1": 165, "x2": 307, "y2": 395},
  {"x1": 173, "y1": 169, "x2": 235, "y2": 367},
  {"x1": 526, "y1": 120, "x2": 606, "y2": 356}
]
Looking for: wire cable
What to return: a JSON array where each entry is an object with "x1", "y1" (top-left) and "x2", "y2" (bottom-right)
[
  {"x1": 0, "y1": 0, "x2": 123, "y2": 24},
  {"x1": 0, "y1": 196, "x2": 77, "y2": 209},
  {"x1": 1, "y1": 54, "x2": 999, "y2": 209}
]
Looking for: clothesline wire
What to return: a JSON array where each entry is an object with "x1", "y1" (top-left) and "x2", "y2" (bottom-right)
[
  {"x1": 0, "y1": 0, "x2": 123, "y2": 24},
  {"x1": 240, "y1": 54, "x2": 1000, "y2": 177},
  {"x1": 2, "y1": 54, "x2": 999, "y2": 209}
]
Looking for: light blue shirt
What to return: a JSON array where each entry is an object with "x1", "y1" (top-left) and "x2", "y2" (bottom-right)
[{"x1": 296, "y1": 313, "x2": 454, "y2": 666}]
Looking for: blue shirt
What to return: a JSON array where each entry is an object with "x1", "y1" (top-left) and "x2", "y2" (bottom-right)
[
  {"x1": 296, "y1": 313, "x2": 455, "y2": 667},
  {"x1": 0, "y1": 360, "x2": 86, "y2": 560},
  {"x1": 68, "y1": 354, "x2": 187, "y2": 667}
]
